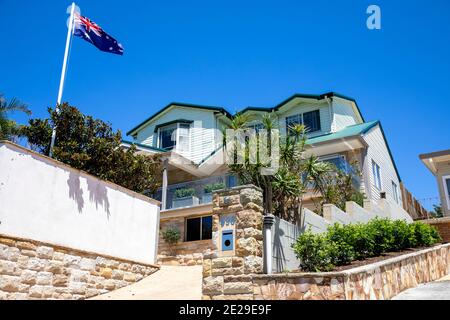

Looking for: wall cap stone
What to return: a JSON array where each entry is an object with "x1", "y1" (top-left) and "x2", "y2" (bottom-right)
[{"x1": 214, "y1": 184, "x2": 263, "y2": 195}]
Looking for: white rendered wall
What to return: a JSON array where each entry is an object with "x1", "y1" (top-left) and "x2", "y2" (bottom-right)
[{"x1": 0, "y1": 142, "x2": 160, "y2": 265}]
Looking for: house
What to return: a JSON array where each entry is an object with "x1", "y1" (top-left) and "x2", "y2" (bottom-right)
[
  {"x1": 420, "y1": 149, "x2": 450, "y2": 217},
  {"x1": 122, "y1": 92, "x2": 414, "y2": 265}
]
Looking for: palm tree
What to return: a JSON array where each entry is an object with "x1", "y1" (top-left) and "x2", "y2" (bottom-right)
[{"x1": 0, "y1": 93, "x2": 31, "y2": 141}]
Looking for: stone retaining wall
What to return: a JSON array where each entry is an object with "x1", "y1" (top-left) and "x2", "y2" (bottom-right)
[
  {"x1": 208, "y1": 243, "x2": 450, "y2": 300},
  {"x1": 0, "y1": 235, "x2": 159, "y2": 300}
]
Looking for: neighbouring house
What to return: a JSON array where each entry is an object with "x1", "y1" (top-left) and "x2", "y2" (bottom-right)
[
  {"x1": 420, "y1": 149, "x2": 450, "y2": 217},
  {"x1": 122, "y1": 92, "x2": 420, "y2": 264}
]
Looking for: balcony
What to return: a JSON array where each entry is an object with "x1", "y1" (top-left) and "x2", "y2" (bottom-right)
[{"x1": 153, "y1": 175, "x2": 238, "y2": 211}]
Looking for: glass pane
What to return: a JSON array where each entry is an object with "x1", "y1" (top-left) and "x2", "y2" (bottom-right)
[
  {"x1": 160, "y1": 126, "x2": 176, "y2": 149},
  {"x1": 186, "y1": 218, "x2": 201, "y2": 241},
  {"x1": 285, "y1": 114, "x2": 302, "y2": 135},
  {"x1": 446, "y1": 178, "x2": 450, "y2": 198},
  {"x1": 303, "y1": 110, "x2": 321, "y2": 132},
  {"x1": 201, "y1": 216, "x2": 212, "y2": 240}
]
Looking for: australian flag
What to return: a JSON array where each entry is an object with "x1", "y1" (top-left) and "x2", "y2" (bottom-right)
[{"x1": 73, "y1": 14, "x2": 124, "y2": 55}]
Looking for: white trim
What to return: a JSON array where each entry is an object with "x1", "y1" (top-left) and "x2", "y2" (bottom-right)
[{"x1": 442, "y1": 175, "x2": 450, "y2": 211}]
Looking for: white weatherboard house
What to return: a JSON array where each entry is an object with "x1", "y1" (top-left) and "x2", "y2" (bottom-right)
[{"x1": 122, "y1": 92, "x2": 410, "y2": 263}]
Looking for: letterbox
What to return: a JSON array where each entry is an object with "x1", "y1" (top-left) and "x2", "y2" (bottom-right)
[{"x1": 222, "y1": 230, "x2": 234, "y2": 251}]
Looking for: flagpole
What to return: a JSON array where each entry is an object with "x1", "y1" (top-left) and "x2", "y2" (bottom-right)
[{"x1": 49, "y1": 2, "x2": 76, "y2": 157}]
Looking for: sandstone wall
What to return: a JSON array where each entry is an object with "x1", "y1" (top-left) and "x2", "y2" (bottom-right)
[
  {"x1": 0, "y1": 235, "x2": 159, "y2": 300},
  {"x1": 158, "y1": 216, "x2": 215, "y2": 266},
  {"x1": 202, "y1": 185, "x2": 264, "y2": 300},
  {"x1": 199, "y1": 185, "x2": 450, "y2": 300}
]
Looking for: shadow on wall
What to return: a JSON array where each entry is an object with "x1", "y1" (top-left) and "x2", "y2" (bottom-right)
[{"x1": 66, "y1": 170, "x2": 110, "y2": 217}]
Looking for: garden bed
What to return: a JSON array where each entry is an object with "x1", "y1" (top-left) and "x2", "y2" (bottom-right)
[{"x1": 330, "y1": 244, "x2": 442, "y2": 272}]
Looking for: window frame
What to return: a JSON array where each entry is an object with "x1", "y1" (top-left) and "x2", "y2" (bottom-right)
[
  {"x1": 157, "y1": 122, "x2": 191, "y2": 151},
  {"x1": 372, "y1": 160, "x2": 382, "y2": 190},
  {"x1": 185, "y1": 215, "x2": 213, "y2": 242},
  {"x1": 442, "y1": 175, "x2": 450, "y2": 210},
  {"x1": 285, "y1": 109, "x2": 321, "y2": 135},
  {"x1": 392, "y1": 180, "x2": 399, "y2": 203}
]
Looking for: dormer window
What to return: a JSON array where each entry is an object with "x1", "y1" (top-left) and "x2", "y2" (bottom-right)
[
  {"x1": 156, "y1": 120, "x2": 192, "y2": 151},
  {"x1": 159, "y1": 124, "x2": 177, "y2": 150},
  {"x1": 285, "y1": 110, "x2": 321, "y2": 134}
]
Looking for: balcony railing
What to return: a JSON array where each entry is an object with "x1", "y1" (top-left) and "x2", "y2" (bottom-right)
[{"x1": 154, "y1": 175, "x2": 239, "y2": 210}]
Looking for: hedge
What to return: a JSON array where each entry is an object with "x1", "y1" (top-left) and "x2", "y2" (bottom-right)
[{"x1": 292, "y1": 218, "x2": 441, "y2": 272}]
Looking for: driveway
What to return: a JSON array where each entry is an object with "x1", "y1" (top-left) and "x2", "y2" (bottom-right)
[
  {"x1": 392, "y1": 274, "x2": 450, "y2": 300},
  {"x1": 90, "y1": 265, "x2": 203, "y2": 300}
]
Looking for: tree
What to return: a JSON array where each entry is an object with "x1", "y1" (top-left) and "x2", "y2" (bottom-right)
[
  {"x1": 20, "y1": 103, "x2": 161, "y2": 194},
  {"x1": 0, "y1": 93, "x2": 31, "y2": 141},
  {"x1": 225, "y1": 113, "x2": 363, "y2": 222},
  {"x1": 431, "y1": 204, "x2": 443, "y2": 218}
]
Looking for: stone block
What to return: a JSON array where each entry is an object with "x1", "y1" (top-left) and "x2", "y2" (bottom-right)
[
  {"x1": 70, "y1": 269, "x2": 90, "y2": 282},
  {"x1": 53, "y1": 274, "x2": 69, "y2": 287},
  {"x1": 0, "y1": 275, "x2": 20, "y2": 292},
  {"x1": 69, "y1": 282, "x2": 87, "y2": 295},
  {"x1": 45, "y1": 261, "x2": 64, "y2": 274},
  {"x1": 36, "y1": 246, "x2": 54, "y2": 259},
  {"x1": 99, "y1": 267, "x2": 112, "y2": 279},
  {"x1": 27, "y1": 258, "x2": 47, "y2": 271},
  {"x1": 203, "y1": 276, "x2": 224, "y2": 295},
  {"x1": 16, "y1": 241, "x2": 37, "y2": 251},
  {"x1": 0, "y1": 260, "x2": 17, "y2": 275},
  {"x1": 20, "y1": 269, "x2": 37, "y2": 285},
  {"x1": 36, "y1": 271, "x2": 53, "y2": 285},
  {"x1": 244, "y1": 256, "x2": 263, "y2": 274},
  {"x1": 112, "y1": 269, "x2": 124, "y2": 280},
  {"x1": 239, "y1": 188, "x2": 263, "y2": 207},
  {"x1": 236, "y1": 238, "x2": 261, "y2": 256},
  {"x1": 79, "y1": 258, "x2": 96, "y2": 271},
  {"x1": 123, "y1": 272, "x2": 136, "y2": 282},
  {"x1": 236, "y1": 210, "x2": 263, "y2": 229},
  {"x1": 63, "y1": 254, "x2": 81, "y2": 267},
  {"x1": 223, "y1": 281, "x2": 253, "y2": 294},
  {"x1": 211, "y1": 257, "x2": 232, "y2": 269}
]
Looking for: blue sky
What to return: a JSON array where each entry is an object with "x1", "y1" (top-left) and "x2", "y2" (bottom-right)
[{"x1": 1, "y1": 0, "x2": 449, "y2": 209}]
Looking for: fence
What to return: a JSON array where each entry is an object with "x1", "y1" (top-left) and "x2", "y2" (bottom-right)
[{"x1": 271, "y1": 198, "x2": 414, "y2": 272}]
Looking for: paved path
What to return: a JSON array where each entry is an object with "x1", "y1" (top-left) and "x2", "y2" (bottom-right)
[
  {"x1": 90, "y1": 265, "x2": 203, "y2": 300},
  {"x1": 392, "y1": 274, "x2": 450, "y2": 300}
]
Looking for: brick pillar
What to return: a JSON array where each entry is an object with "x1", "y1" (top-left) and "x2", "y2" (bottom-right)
[{"x1": 202, "y1": 185, "x2": 263, "y2": 300}]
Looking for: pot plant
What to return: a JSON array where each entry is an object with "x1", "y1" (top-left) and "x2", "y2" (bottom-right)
[
  {"x1": 172, "y1": 187, "x2": 199, "y2": 208},
  {"x1": 202, "y1": 182, "x2": 225, "y2": 203},
  {"x1": 162, "y1": 225, "x2": 181, "y2": 255}
]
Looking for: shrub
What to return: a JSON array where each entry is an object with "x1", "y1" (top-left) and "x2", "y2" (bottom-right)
[
  {"x1": 162, "y1": 226, "x2": 181, "y2": 245},
  {"x1": 292, "y1": 230, "x2": 334, "y2": 272},
  {"x1": 174, "y1": 188, "x2": 196, "y2": 199},
  {"x1": 293, "y1": 219, "x2": 442, "y2": 272},
  {"x1": 204, "y1": 183, "x2": 225, "y2": 194},
  {"x1": 326, "y1": 224, "x2": 356, "y2": 265}
]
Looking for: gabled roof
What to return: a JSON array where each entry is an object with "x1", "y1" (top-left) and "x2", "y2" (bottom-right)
[
  {"x1": 127, "y1": 92, "x2": 365, "y2": 137},
  {"x1": 306, "y1": 120, "x2": 401, "y2": 182},
  {"x1": 240, "y1": 92, "x2": 365, "y2": 122},
  {"x1": 126, "y1": 102, "x2": 233, "y2": 136}
]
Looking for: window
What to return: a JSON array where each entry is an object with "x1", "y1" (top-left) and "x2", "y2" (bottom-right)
[
  {"x1": 443, "y1": 175, "x2": 450, "y2": 210},
  {"x1": 247, "y1": 122, "x2": 264, "y2": 133},
  {"x1": 285, "y1": 110, "x2": 321, "y2": 135},
  {"x1": 159, "y1": 124, "x2": 177, "y2": 150},
  {"x1": 285, "y1": 114, "x2": 302, "y2": 135},
  {"x1": 303, "y1": 110, "x2": 321, "y2": 133},
  {"x1": 185, "y1": 216, "x2": 212, "y2": 241},
  {"x1": 372, "y1": 160, "x2": 381, "y2": 190},
  {"x1": 320, "y1": 154, "x2": 346, "y2": 171},
  {"x1": 158, "y1": 122, "x2": 190, "y2": 151},
  {"x1": 392, "y1": 180, "x2": 399, "y2": 203},
  {"x1": 178, "y1": 123, "x2": 190, "y2": 152}
]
